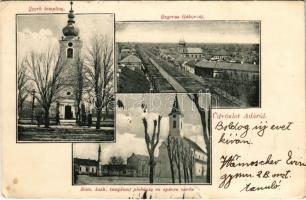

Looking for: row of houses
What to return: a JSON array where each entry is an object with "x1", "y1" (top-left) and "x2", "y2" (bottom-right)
[
  {"x1": 182, "y1": 59, "x2": 259, "y2": 81},
  {"x1": 73, "y1": 153, "x2": 154, "y2": 177}
]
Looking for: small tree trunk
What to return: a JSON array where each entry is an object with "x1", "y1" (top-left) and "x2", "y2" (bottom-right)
[
  {"x1": 96, "y1": 109, "x2": 101, "y2": 129},
  {"x1": 177, "y1": 164, "x2": 181, "y2": 183},
  {"x1": 189, "y1": 168, "x2": 193, "y2": 183},
  {"x1": 170, "y1": 162, "x2": 175, "y2": 183},
  {"x1": 44, "y1": 108, "x2": 50, "y2": 128},
  {"x1": 183, "y1": 165, "x2": 187, "y2": 183},
  {"x1": 149, "y1": 158, "x2": 154, "y2": 183}
]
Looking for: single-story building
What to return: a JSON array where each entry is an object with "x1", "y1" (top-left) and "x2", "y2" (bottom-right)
[
  {"x1": 102, "y1": 164, "x2": 136, "y2": 177},
  {"x1": 119, "y1": 54, "x2": 142, "y2": 71},
  {"x1": 195, "y1": 60, "x2": 259, "y2": 80},
  {"x1": 74, "y1": 158, "x2": 100, "y2": 176}
]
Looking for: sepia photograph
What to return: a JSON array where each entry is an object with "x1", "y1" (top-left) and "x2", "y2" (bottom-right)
[
  {"x1": 16, "y1": 2, "x2": 115, "y2": 142},
  {"x1": 73, "y1": 93, "x2": 211, "y2": 185},
  {"x1": 116, "y1": 21, "x2": 260, "y2": 108}
]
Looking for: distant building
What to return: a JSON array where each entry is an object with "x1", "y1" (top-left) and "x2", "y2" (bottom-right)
[
  {"x1": 119, "y1": 54, "x2": 142, "y2": 71},
  {"x1": 182, "y1": 60, "x2": 198, "y2": 74},
  {"x1": 177, "y1": 39, "x2": 203, "y2": 59},
  {"x1": 74, "y1": 158, "x2": 99, "y2": 175},
  {"x1": 102, "y1": 164, "x2": 136, "y2": 177},
  {"x1": 74, "y1": 145, "x2": 102, "y2": 176},
  {"x1": 120, "y1": 48, "x2": 133, "y2": 59},
  {"x1": 210, "y1": 49, "x2": 231, "y2": 61},
  {"x1": 195, "y1": 60, "x2": 259, "y2": 80},
  {"x1": 127, "y1": 153, "x2": 160, "y2": 177}
]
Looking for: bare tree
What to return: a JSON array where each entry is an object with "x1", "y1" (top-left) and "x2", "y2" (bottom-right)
[
  {"x1": 166, "y1": 135, "x2": 176, "y2": 183},
  {"x1": 181, "y1": 143, "x2": 189, "y2": 183},
  {"x1": 84, "y1": 34, "x2": 113, "y2": 129},
  {"x1": 188, "y1": 93, "x2": 211, "y2": 183},
  {"x1": 74, "y1": 57, "x2": 84, "y2": 126},
  {"x1": 108, "y1": 156, "x2": 124, "y2": 165},
  {"x1": 17, "y1": 59, "x2": 30, "y2": 117},
  {"x1": 173, "y1": 137, "x2": 182, "y2": 183},
  {"x1": 143, "y1": 115, "x2": 162, "y2": 183},
  {"x1": 186, "y1": 148, "x2": 195, "y2": 183},
  {"x1": 26, "y1": 47, "x2": 65, "y2": 128}
]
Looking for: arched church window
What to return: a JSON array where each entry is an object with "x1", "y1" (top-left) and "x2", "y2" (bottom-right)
[
  {"x1": 173, "y1": 114, "x2": 176, "y2": 118},
  {"x1": 67, "y1": 48, "x2": 73, "y2": 58},
  {"x1": 173, "y1": 120, "x2": 176, "y2": 128}
]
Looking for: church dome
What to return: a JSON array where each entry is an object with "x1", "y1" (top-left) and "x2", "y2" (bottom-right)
[
  {"x1": 62, "y1": 24, "x2": 79, "y2": 37},
  {"x1": 62, "y1": 2, "x2": 79, "y2": 37}
]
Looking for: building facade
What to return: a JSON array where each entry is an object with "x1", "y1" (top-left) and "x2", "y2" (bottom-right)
[
  {"x1": 58, "y1": 2, "x2": 83, "y2": 120},
  {"x1": 158, "y1": 95, "x2": 207, "y2": 179}
]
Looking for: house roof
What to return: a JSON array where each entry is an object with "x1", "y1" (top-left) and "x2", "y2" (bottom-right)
[
  {"x1": 74, "y1": 158, "x2": 98, "y2": 166},
  {"x1": 195, "y1": 60, "x2": 259, "y2": 72},
  {"x1": 120, "y1": 54, "x2": 142, "y2": 63},
  {"x1": 121, "y1": 48, "x2": 131, "y2": 52},
  {"x1": 185, "y1": 60, "x2": 198, "y2": 68},
  {"x1": 186, "y1": 47, "x2": 203, "y2": 54},
  {"x1": 183, "y1": 137, "x2": 207, "y2": 155},
  {"x1": 211, "y1": 49, "x2": 231, "y2": 56},
  {"x1": 128, "y1": 153, "x2": 158, "y2": 161}
]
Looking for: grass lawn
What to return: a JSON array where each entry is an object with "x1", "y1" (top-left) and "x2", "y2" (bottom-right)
[{"x1": 17, "y1": 125, "x2": 114, "y2": 142}]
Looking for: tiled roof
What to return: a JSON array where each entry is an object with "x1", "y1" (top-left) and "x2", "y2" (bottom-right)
[
  {"x1": 120, "y1": 54, "x2": 142, "y2": 63},
  {"x1": 195, "y1": 60, "x2": 259, "y2": 72},
  {"x1": 185, "y1": 60, "x2": 198, "y2": 67},
  {"x1": 183, "y1": 137, "x2": 206, "y2": 154},
  {"x1": 128, "y1": 153, "x2": 158, "y2": 161},
  {"x1": 74, "y1": 158, "x2": 98, "y2": 166},
  {"x1": 186, "y1": 47, "x2": 203, "y2": 54}
]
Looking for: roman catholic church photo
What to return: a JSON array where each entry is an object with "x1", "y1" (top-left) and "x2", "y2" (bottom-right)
[
  {"x1": 17, "y1": 2, "x2": 115, "y2": 142},
  {"x1": 73, "y1": 93, "x2": 211, "y2": 184}
]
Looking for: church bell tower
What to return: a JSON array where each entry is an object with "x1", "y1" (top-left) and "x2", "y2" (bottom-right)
[
  {"x1": 168, "y1": 95, "x2": 184, "y2": 137},
  {"x1": 58, "y1": 2, "x2": 83, "y2": 120}
]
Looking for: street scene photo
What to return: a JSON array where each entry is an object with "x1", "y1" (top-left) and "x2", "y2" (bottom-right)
[
  {"x1": 17, "y1": 3, "x2": 115, "y2": 142},
  {"x1": 73, "y1": 93, "x2": 211, "y2": 185},
  {"x1": 116, "y1": 21, "x2": 260, "y2": 108}
]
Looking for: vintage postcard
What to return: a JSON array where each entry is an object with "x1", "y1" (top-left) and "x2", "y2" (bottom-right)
[{"x1": 0, "y1": 1, "x2": 305, "y2": 199}]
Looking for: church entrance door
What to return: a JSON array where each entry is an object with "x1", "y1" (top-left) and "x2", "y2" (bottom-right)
[{"x1": 65, "y1": 105, "x2": 73, "y2": 119}]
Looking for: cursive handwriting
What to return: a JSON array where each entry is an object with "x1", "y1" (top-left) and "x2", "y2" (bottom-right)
[
  {"x1": 220, "y1": 154, "x2": 281, "y2": 170},
  {"x1": 240, "y1": 180, "x2": 281, "y2": 192},
  {"x1": 286, "y1": 150, "x2": 306, "y2": 166}
]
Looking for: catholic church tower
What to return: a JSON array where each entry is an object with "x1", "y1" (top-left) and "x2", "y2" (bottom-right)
[
  {"x1": 58, "y1": 2, "x2": 83, "y2": 120},
  {"x1": 97, "y1": 145, "x2": 102, "y2": 176},
  {"x1": 168, "y1": 95, "x2": 184, "y2": 137}
]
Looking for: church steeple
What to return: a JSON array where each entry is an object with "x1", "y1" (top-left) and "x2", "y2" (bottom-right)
[
  {"x1": 168, "y1": 95, "x2": 184, "y2": 137},
  {"x1": 168, "y1": 94, "x2": 183, "y2": 116},
  {"x1": 62, "y1": 1, "x2": 79, "y2": 37}
]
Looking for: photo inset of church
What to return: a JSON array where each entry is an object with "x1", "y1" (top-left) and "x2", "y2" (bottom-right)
[{"x1": 73, "y1": 94, "x2": 209, "y2": 184}]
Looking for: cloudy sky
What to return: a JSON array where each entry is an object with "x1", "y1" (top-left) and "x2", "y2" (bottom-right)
[
  {"x1": 17, "y1": 13, "x2": 114, "y2": 59},
  {"x1": 74, "y1": 93, "x2": 210, "y2": 164},
  {"x1": 116, "y1": 21, "x2": 260, "y2": 44}
]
